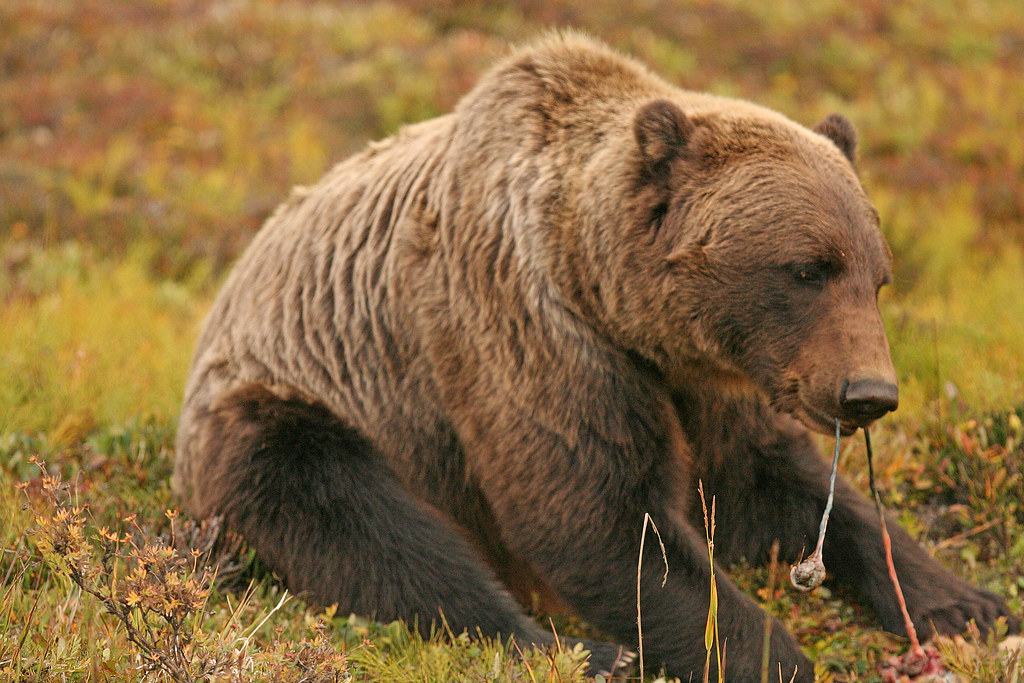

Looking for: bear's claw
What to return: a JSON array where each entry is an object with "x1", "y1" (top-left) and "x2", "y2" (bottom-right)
[{"x1": 597, "y1": 647, "x2": 637, "y2": 677}]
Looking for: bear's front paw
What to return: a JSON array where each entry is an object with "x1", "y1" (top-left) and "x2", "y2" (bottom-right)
[
  {"x1": 894, "y1": 578, "x2": 1018, "y2": 640},
  {"x1": 575, "y1": 639, "x2": 636, "y2": 678}
]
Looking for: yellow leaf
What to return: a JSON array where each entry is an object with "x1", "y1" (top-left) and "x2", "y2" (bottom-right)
[{"x1": 705, "y1": 580, "x2": 718, "y2": 650}]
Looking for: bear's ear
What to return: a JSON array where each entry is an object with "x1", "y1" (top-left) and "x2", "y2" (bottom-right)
[
  {"x1": 634, "y1": 99, "x2": 693, "y2": 172},
  {"x1": 813, "y1": 113, "x2": 858, "y2": 164}
]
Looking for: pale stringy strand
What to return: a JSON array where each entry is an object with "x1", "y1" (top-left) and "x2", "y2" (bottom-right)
[
  {"x1": 814, "y1": 418, "x2": 843, "y2": 558},
  {"x1": 790, "y1": 418, "x2": 842, "y2": 591}
]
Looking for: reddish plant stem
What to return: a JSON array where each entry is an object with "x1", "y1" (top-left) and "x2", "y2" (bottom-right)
[{"x1": 865, "y1": 428, "x2": 924, "y2": 657}]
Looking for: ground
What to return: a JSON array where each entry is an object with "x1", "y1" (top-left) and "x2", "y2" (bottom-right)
[{"x1": 1, "y1": 1, "x2": 1022, "y2": 680}]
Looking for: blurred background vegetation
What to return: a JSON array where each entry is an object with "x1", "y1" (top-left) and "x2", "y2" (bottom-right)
[
  {"x1": 2, "y1": 0, "x2": 1023, "y2": 431},
  {"x1": 2, "y1": 1, "x2": 1022, "y2": 680}
]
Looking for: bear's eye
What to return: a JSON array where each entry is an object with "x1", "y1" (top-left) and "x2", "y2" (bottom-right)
[{"x1": 791, "y1": 261, "x2": 834, "y2": 287}]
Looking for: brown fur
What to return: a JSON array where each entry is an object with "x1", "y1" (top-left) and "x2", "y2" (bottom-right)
[{"x1": 175, "y1": 33, "x2": 1015, "y2": 681}]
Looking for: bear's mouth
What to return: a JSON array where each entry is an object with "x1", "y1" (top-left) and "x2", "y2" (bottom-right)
[
  {"x1": 797, "y1": 401, "x2": 860, "y2": 436},
  {"x1": 767, "y1": 379, "x2": 863, "y2": 436}
]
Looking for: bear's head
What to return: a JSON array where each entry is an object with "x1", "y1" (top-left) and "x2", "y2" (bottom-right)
[{"x1": 578, "y1": 99, "x2": 897, "y2": 435}]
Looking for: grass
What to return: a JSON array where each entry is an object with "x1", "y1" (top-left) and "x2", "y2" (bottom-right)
[
  {"x1": 2, "y1": 0, "x2": 1023, "y2": 680},
  {"x1": 0, "y1": 243, "x2": 206, "y2": 436}
]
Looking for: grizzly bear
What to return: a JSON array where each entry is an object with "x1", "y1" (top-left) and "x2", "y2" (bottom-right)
[{"x1": 174, "y1": 33, "x2": 1016, "y2": 681}]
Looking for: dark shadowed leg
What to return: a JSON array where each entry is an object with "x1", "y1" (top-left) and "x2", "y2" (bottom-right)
[
  {"x1": 447, "y1": 391, "x2": 814, "y2": 683},
  {"x1": 674, "y1": 387, "x2": 1017, "y2": 639},
  {"x1": 175, "y1": 384, "x2": 631, "y2": 674}
]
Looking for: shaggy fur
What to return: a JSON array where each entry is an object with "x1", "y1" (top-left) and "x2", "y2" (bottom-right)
[{"x1": 175, "y1": 34, "x2": 1015, "y2": 681}]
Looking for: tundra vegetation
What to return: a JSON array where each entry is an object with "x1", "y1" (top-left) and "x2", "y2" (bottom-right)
[{"x1": 1, "y1": 1, "x2": 1022, "y2": 680}]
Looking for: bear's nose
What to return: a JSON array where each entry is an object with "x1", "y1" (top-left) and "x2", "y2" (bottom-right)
[{"x1": 839, "y1": 378, "x2": 899, "y2": 426}]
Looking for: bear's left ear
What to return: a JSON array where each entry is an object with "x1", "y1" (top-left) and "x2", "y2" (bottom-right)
[
  {"x1": 634, "y1": 99, "x2": 693, "y2": 173},
  {"x1": 813, "y1": 113, "x2": 858, "y2": 164}
]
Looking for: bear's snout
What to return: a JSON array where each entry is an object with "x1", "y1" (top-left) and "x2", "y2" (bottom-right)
[{"x1": 838, "y1": 377, "x2": 899, "y2": 426}]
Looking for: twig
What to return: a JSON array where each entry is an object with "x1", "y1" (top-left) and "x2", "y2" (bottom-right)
[
  {"x1": 931, "y1": 517, "x2": 1001, "y2": 553},
  {"x1": 637, "y1": 511, "x2": 669, "y2": 682},
  {"x1": 236, "y1": 590, "x2": 290, "y2": 652},
  {"x1": 865, "y1": 427, "x2": 924, "y2": 657}
]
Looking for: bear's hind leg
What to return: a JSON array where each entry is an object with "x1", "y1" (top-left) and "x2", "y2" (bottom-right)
[{"x1": 178, "y1": 384, "x2": 632, "y2": 675}]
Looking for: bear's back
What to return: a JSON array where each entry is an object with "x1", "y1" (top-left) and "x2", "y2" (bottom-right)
[{"x1": 177, "y1": 115, "x2": 459, "y2": 466}]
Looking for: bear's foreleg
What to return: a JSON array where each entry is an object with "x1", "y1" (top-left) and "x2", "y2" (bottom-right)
[
  {"x1": 679, "y1": 391, "x2": 1018, "y2": 640},
  {"x1": 457, "y1": 398, "x2": 814, "y2": 683}
]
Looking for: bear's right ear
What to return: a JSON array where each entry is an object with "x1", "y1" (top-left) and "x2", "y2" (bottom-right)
[{"x1": 634, "y1": 99, "x2": 693, "y2": 173}]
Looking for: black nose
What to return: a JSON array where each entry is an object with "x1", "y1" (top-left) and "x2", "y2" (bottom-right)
[{"x1": 839, "y1": 378, "x2": 899, "y2": 425}]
